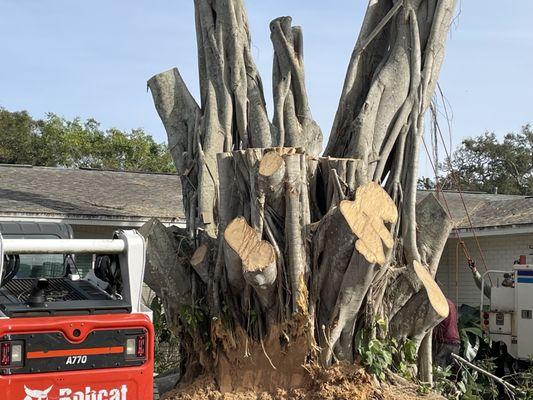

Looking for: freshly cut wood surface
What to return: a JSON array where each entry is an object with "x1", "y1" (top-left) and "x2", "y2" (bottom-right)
[
  {"x1": 224, "y1": 217, "x2": 276, "y2": 271},
  {"x1": 259, "y1": 151, "x2": 284, "y2": 177},
  {"x1": 191, "y1": 244, "x2": 207, "y2": 266},
  {"x1": 340, "y1": 182, "x2": 398, "y2": 265},
  {"x1": 413, "y1": 260, "x2": 449, "y2": 318},
  {"x1": 190, "y1": 244, "x2": 210, "y2": 283}
]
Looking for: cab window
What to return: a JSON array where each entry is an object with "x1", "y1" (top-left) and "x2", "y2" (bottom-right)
[{"x1": 4, "y1": 234, "x2": 65, "y2": 278}]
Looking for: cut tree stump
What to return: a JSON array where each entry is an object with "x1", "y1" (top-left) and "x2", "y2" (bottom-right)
[{"x1": 145, "y1": 0, "x2": 458, "y2": 391}]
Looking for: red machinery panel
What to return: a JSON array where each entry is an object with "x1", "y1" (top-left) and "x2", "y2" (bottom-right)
[{"x1": 0, "y1": 314, "x2": 154, "y2": 400}]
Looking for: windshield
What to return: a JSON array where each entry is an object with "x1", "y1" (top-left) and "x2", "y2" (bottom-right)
[
  {"x1": 3, "y1": 234, "x2": 66, "y2": 279},
  {"x1": 16, "y1": 253, "x2": 65, "y2": 278}
]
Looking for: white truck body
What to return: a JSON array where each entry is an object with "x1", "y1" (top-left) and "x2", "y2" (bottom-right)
[{"x1": 481, "y1": 265, "x2": 533, "y2": 360}]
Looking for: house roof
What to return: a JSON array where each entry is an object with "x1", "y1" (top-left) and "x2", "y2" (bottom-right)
[
  {"x1": 417, "y1": 190, "x2": 533, "y2": 231},
  {"x1": 0, "y1": 164, "x2": 531, "y2": 232},
  {"x1": 0, "y1": 164, "x2": 184, "y2": 225}
]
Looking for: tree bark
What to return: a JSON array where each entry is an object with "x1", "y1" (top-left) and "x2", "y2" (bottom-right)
[{"x1": 145, "y1": 0, "x2": 457, "y2": 392}]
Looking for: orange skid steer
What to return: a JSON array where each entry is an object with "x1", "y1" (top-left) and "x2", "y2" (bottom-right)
[{"x1": 0, "y1": 230, "x2": 155, "y2": 400}]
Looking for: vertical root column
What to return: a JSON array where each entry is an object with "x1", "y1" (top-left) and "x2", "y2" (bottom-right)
[
  {"x1": 218, "y1": 148, "x2": 312, "y2": 323},
  {"x1": 283, "y1": 153, "x2": 310, "y2": 314}
]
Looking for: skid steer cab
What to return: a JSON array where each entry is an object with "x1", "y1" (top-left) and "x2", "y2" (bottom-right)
[{"x1": 0, "y1": 230, "x2": 155, "y2": 400}]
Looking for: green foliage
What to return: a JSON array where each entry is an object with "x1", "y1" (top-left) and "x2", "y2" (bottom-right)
[
  {"x1": 430, "y1": 306, "x2": 500, "y2": 399},
  {"x1": 457, "y1": 305, "x2": 485, "y2": 362},
  {"x1": 429, "y1": 365, "x2": 458, "y2": 397},
  {"x1": 431, "y1": 306, "x2": 533, "y2": 399},
  {"x1": 355, "y1": 320, "x2": 417, "y2": 381},
  {"x1": 151, "y1": 297, "x2": 180, "y2": 373},
  {"x1": 441, "y1": 125, "x2": 533, "y2": 195},
  {"x1": 513, "y1": 365, "x2": 533, "y2": 399},
  {"x1": 179, "y1": 297, "x2": 212, "y2": 351},
  {"x1": 432, "y1": 359, "x2": 500, "y2": 399},
  {"x1": 459, "y1": 358, "x2": 499, "y2": 399},
  {"x1": 0, "y1": 108, "x2": 175, "y2": 173},
  {"x1": 180, "y1": 301, "x2": 207, "y2": 330},
  {"x1": 459, "y1": 326, "x2": 483, "y2": 362},
  {"x1": 356, "y1": 335, "x2": 392, "y2": 380},
  {"x1": 395, "y1": 338, "x2": 418, "y2": 379},
  {"x1": 0, "y1": 109, "x2": 37, "y2": 164}
]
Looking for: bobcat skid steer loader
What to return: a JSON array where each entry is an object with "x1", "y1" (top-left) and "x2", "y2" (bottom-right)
[{"x1": 0, "y1": 230, "x2": 155, "y2": 400}]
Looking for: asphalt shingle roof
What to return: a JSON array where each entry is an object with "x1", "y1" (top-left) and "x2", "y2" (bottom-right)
[
  {"x1": 417, "y1": 190, "x2": 533, "y2": 230},
  {"x1": 0, "y1": 165, "x2": 184, "y2": 222},
  {"x1": 0, "y1": 164, "x2": 530, "y2": 230}
]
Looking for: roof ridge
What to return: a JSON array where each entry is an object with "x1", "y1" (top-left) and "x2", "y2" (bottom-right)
[
  {"x1": 0, "y1": 163, "x2": 33, "y2": 168},
  {"x1": 0, "y1": 163, "x2": 178, "y2": 176},
  {"x1": 417, "y1": 189, "x2": 525, "y2": 199},
  {"x1": 77, "y1": 167, "x2": 178, "y2": 176}
]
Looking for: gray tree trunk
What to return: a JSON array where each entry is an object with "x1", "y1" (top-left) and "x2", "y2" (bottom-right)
[{"x1": 144, "y1": 0, "x2": 457, "y2": 392}]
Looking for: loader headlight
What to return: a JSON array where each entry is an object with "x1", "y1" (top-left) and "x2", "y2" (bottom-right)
[
  {"x1": 125, "y1": 334, "x2": 147, "y2": 359},
  {"x1": 11, "y1": 344, "x2": 22, "y2": 363},
  {"x1": 126, "y1": 338, "x2": 136, "y2": 356}
]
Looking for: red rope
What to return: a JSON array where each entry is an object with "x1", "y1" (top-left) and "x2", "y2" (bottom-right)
[
  {"x1": 420, "y1": 136, "x2": 493, "y2": 285},
  {"x1": 432, "y1": 116, "x2": 492, "y2": 279}
]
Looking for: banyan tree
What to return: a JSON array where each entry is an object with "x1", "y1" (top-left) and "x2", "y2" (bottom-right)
[{"x1": 141, "y1": 0, "x2": 457, "y2": 393}]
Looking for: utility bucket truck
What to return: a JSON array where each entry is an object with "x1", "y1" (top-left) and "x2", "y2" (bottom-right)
[
  {"x1": 481, "y1": 261, "x2": 533, "y2": 361},
  {"x1": 0, "y1": 228, "x2": 155, "y2": 400}
]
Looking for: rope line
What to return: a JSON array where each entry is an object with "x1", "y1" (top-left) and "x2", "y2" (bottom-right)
[
  {"x1": 421, "y1": 135, "x2": 493, "y2": 286},
  {"x1": 431, "y1": 112, "x2": 492, "y2": 280}
]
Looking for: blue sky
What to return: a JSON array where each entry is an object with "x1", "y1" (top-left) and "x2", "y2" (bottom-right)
[{"x1": 0, "y1": 1, "x2": 532, "y2": 176}]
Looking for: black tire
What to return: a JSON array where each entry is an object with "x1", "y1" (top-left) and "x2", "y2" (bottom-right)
[{"x1": 153, "y1": 380, "x2": 160, "y2": 400}]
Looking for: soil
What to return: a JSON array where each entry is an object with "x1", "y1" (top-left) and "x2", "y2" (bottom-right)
[{"x1": 162, "y1": 363, "x2": 444, "y2": 400}]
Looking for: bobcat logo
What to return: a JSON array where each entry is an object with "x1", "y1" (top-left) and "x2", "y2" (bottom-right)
[{"x1": 23, "y1": 385, "x2": 53, "y2": 400}]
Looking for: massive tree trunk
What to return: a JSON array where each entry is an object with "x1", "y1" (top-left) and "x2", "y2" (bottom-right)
[{"x1": 144, "y1": 0, "x2": 457, "y2": 392}]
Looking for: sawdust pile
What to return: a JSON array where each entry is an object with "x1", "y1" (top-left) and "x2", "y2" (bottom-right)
[{"x1": 163, "y1": 363, "x2": 443, "y2": 400}]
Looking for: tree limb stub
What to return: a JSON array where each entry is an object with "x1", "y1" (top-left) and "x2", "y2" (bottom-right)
[
  {"x1": 138, "y1": 219, "x2": 194, "y2": 332},
  {"x1": 388, "y1": 261, "x2": 449, "y2": 376},
  {"x1": 191, "y1": 244, "x2": 210, "y2": 284},
  {"x1": 259, "y1": 151, "x2": 285, "y2": 178},
  {"x1": 259, "y1": 151, "x2": 286, "y2": 220},
  {"x1": 270, "y1": 16, "x2": 323, "y2": 156},
  {"x1": 382, "y1": 189, "x2": 454, "y2": 320},
  {"x1": 339, "y1": 182, "x2": 398, "y2": 265},
  {"x1": 413, "y1": 260, "x2": 449, "y2": 320},
  {"x1": 147, "y1": 68, "x2": 200, "y2": 175},
  {"x1": 416, "y1": 193, "x2": 454, "y2": 276},
  {"x1": 386, "y1": 260, "x2": 448, "y2": 351},
  {"x1": 224, "y1": 218, "x2": 276, "y2": 272},
  {"x1": 224, "y1": 217, "x2": 277, "y2": 307}
]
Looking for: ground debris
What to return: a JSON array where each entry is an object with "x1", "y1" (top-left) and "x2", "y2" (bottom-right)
[{"x1": 163, "y1": 363, "x2": 444, "y2": 400}]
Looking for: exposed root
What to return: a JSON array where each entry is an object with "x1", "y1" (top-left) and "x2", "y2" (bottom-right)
[
  {"x1": 213, "y1": 321, "x2": 310, "y2": 393},
  {"x1": 163, "y1": 363, "x2": 444, "y2": 400},
  {"x1": 260, "y1": 337, "x2": 277, "y2": 370}
]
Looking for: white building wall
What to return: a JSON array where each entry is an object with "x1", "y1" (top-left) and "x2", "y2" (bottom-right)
[
  {"x1": 436, "y1": 233, "x2": 533, "y2": 306},
  {"x1": 73, "y1": 224, "x2": 122, "y2": 239}
]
